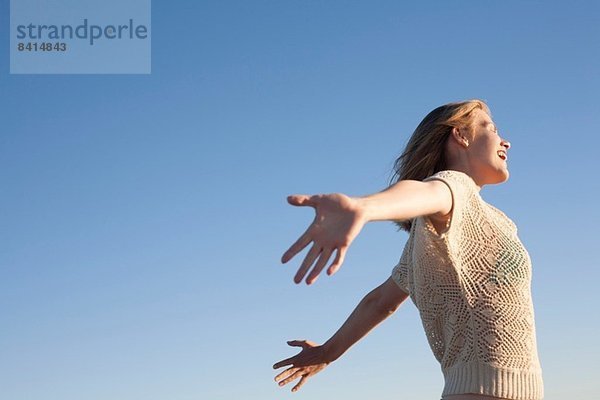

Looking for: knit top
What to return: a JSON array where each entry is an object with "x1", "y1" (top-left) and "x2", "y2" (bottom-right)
[{"x1": 391, "y1": 170, "x2": 543, "y2": 400}]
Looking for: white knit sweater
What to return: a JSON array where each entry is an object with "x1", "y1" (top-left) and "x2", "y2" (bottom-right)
[{"x1": 392, "y1": 170, "x2": 543, "y2": 400}]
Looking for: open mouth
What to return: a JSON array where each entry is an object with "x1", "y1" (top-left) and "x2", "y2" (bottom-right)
[{"x1": 497, "y1": 150, "x2": 507, "y2": 161}]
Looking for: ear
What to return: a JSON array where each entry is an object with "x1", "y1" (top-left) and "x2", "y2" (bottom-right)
[{"x1": 450, "y1": 127, "x2": 469, "y2": 148}]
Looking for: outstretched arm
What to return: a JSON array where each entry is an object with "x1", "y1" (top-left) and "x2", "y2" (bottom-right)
[
  {"x1": 273, "y1": 277, "x2": 409, "y2": 392},
  {"x1": 356, "y1": 179, "x2": 452, "y2": 222},
  {"x1": 282, "y1": 179, "x2": 451, "y2": 284}
]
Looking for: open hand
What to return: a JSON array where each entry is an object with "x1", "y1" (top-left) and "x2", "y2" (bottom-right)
[
  {"x1": 273, "y1": 340, "x2": 331, "y2": 393},
  {"x1": 281, "y1": 193, "x2": 365, "y2": 284}
]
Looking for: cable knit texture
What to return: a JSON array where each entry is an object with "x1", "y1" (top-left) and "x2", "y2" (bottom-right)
[{"x1": 392, "y1": 170, "x2": 543, "y2": 400}]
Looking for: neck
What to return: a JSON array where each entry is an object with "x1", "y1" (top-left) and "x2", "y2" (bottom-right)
[{"x1": 445, "y1": 162, "x2": 483, "y2": 191}]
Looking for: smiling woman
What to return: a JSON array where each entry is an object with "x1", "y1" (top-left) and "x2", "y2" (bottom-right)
[
  {"x1": 388, "y1": 100, "x2": 511, "y2": 231},
  {"x1": 274, "y1": 100, "x2": 544, "y2": 400}
]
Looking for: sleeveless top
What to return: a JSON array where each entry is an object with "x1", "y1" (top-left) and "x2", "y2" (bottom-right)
[{"x1": 391, "y1": 170, "x2": 544, "y2": 400}]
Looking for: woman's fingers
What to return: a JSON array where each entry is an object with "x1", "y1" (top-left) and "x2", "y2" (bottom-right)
[
  {"x1": 294, "y1": 244, "x2": 322, "y2": 284},
  {"x1": 273, "y1": 356, "x2": 295, "y2": 370},
  {"x1": 275, "y1": 366, "x2": 298, "y2": 382},
  {"x1": 292, "y1": 376, "x2": 308, "y2": 392},
  {"x1": 281, "y1": 229, "x2": 313, "y2": 264},
  {"x1": 286, "y1": 194, "x2": 315, "y2": 206},
  {"x1": 305, "y1": 248, "x2": 333, "y2": 285},
  {"x1": 327, "y1": 247, "x2": 347, "y2": 276},
  {"x1": 277, "y1": 369, "x2": 305, "y2": 387},
  {"x1": 287, "y1": 340, "x2": 311, "y2": 348},
  {"x1": 281, "y1": 195, "x2": 319, "y2": 264},
  {"x1": 273, "y1": 340, "x2": 314, "y2": 369},
  {"x1": 274, "y1": 341, "x2": 325, "y2": 392},
  {"x1": 277, "y1": 366, "x2": 322, "y2": 391}
]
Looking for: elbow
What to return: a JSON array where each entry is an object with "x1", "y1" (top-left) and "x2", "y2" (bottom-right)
[
  {"x1": 364, "y1": 278, "x2": 408, "y2": 316},
  {"x1": 364, "y1": 289, "x2": 401, "y2": 317},
  {"x1": 377, "y1": 298, "x2": 401, "y2": 316}
]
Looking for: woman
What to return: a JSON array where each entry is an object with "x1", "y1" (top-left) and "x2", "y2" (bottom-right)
[{"x1": 273, "y1": 100, "x2": 544, "y2": 400}]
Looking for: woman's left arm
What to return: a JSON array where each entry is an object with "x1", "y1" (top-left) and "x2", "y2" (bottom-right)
[{"x1": 273, "y1": 277, "x2": 409, "y2": 392}]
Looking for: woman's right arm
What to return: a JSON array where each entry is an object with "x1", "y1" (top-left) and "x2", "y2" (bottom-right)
[
  {"x1": 282, "y1": 179, "x2": 452, "y2": 284},
  {"x1": 273, "y1": 277, "x2": 409, "y2": 392},
  {"x1": 357, "y1": 179, "x2": 452, "y2": 222}
]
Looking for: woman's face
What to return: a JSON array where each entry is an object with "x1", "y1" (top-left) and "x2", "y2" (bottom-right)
[{"x1": 466, "y1": 109, "x2": 511, "y2": 185}]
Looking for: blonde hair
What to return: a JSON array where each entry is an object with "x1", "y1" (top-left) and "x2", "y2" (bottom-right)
[{"x1": 391, "y1": 99, "x2": 490, "y2": 231}]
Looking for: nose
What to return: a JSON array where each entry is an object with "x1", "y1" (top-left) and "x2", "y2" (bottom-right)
[{"x1": 501, "y1": 139, "x2": 511, "y2": 150}]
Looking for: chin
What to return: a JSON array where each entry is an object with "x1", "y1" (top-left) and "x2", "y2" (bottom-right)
[
  {"x1": 494, "y1": 169, "x2": 510, "y2": 184},
  {"x1": 483, "y1": 167, "x2": 510, "y2": 185}
]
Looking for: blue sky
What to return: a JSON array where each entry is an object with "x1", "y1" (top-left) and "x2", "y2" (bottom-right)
[{"x1": 1, "y1": 1, "x2": 599, "y2": 399}]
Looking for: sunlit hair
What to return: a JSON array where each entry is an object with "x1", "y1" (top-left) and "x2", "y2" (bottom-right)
[{"x1": 390, "y1": 99, "x2": 490, "y2": 231}]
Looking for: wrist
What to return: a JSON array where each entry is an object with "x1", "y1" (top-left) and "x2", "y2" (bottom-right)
[
  {"x1": 352, "y1": 196, "x2": 370, "y2": 224},
  {"x1": 321, "y1": 339, "x2": 342, "y2": 363}
]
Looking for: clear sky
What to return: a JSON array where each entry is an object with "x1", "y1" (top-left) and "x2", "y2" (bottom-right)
[{"x1": 1, "y1": 1, "x2": 599, "y2": 399}]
